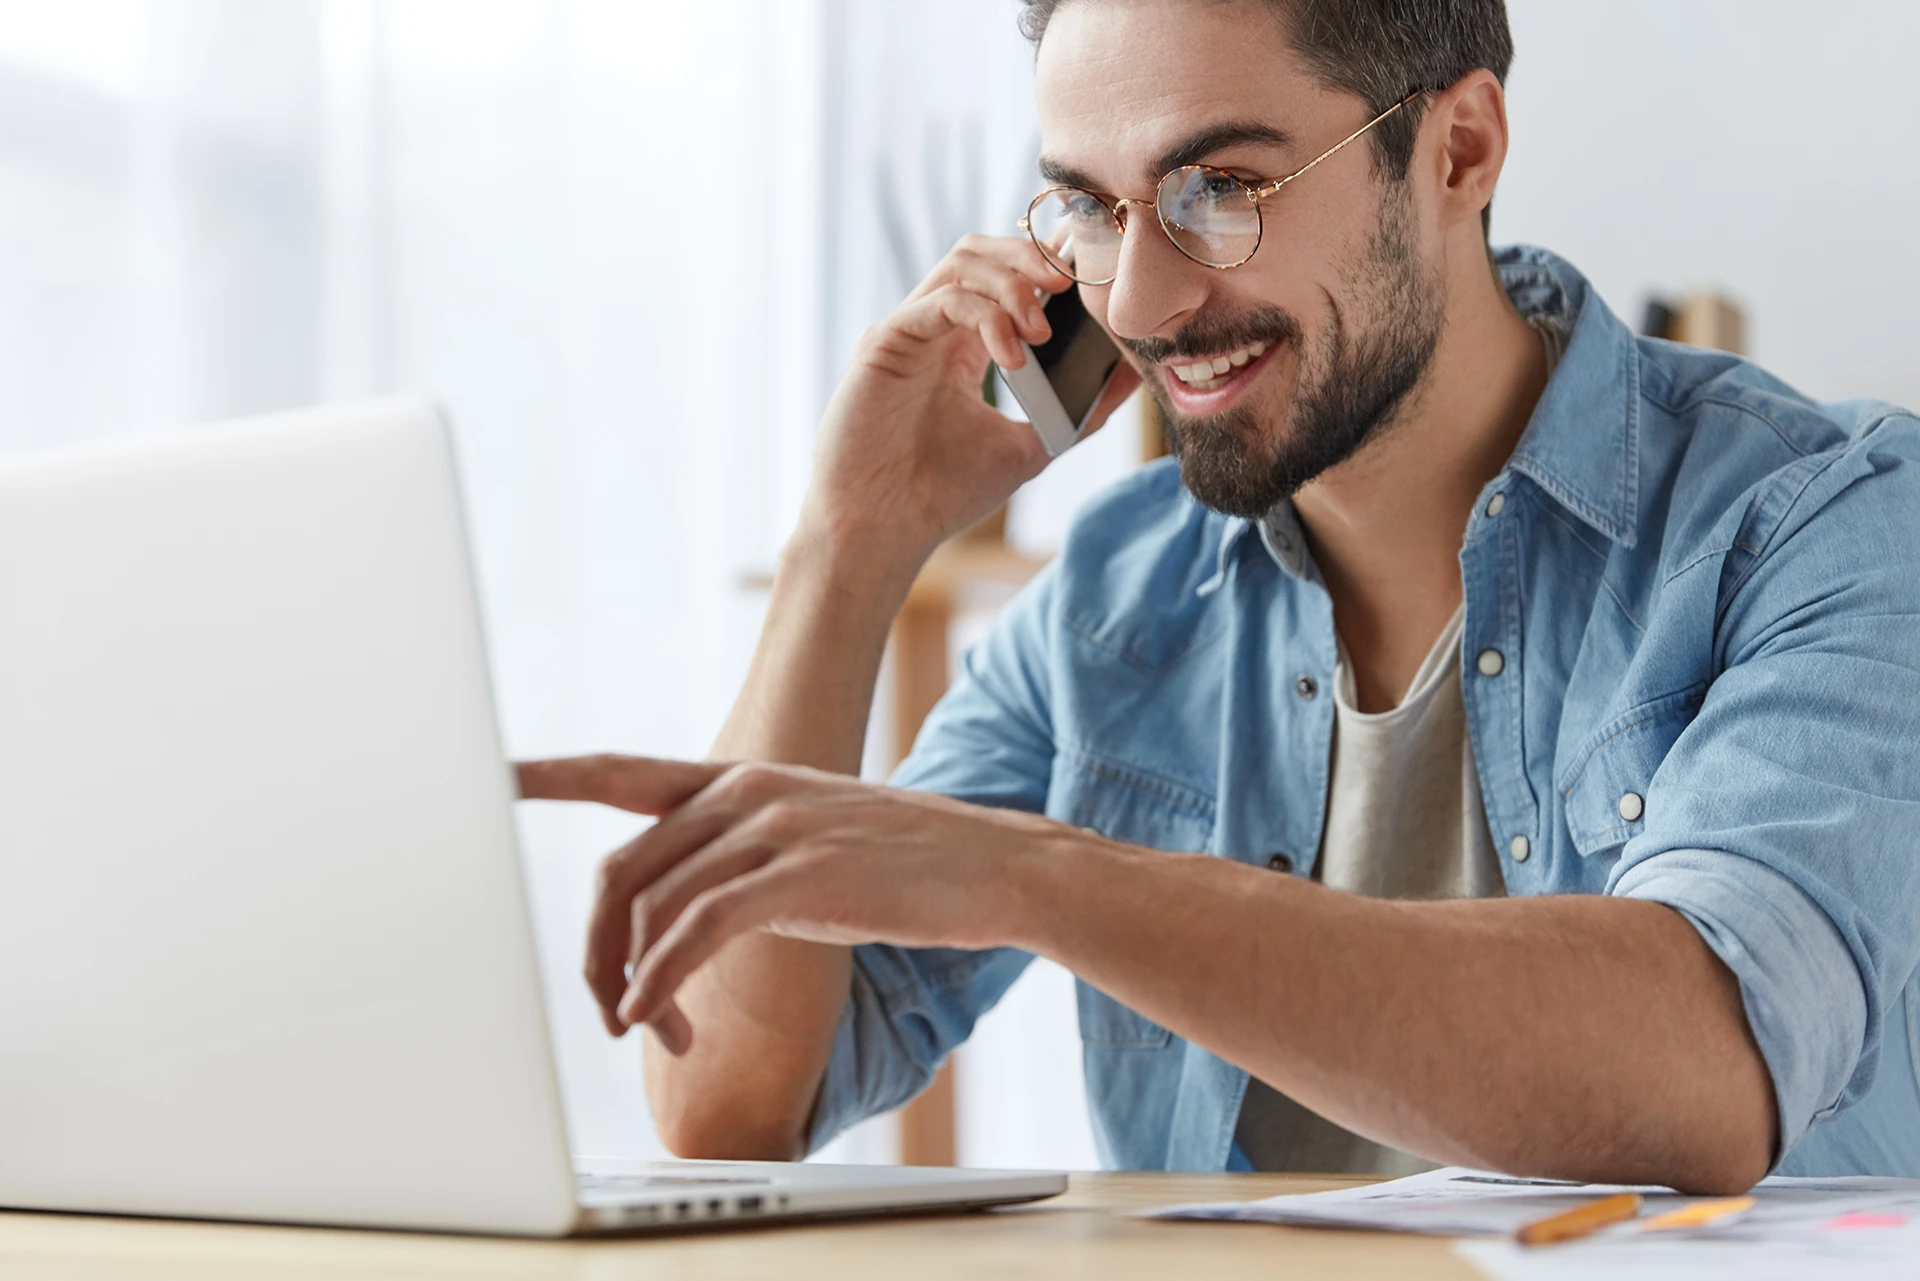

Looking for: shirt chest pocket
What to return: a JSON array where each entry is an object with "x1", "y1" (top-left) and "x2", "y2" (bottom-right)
[
  {"x1": 1048, "y1": 749, "x2": 1215, "y2": 1050},
  {"x1": 1558, "y1": 685, "x2": 1705, "y2": 859}
]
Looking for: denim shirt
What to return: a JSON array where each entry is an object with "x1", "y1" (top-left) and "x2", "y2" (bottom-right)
[{"x1": 807, "y1": 246, "x2": 1920, "y2": 1177}]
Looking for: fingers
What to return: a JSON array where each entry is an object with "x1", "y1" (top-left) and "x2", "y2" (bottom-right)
[
  {"x1": 906, "y1": 232, "x2": 1071, "y2": 307},
  {"x1": 624, "y1": 867, "x2": 800, "y2": 1034},
  {"x1": 581, "y1": 825, "x2": 655, "y2": 1027},
  {"x1": 645, "y1": 998, "x2": 695, "y2": 1057},
  {"x1": 615, "y1": 805, "x2": 803, "y2": 1020},
  {"x1": 579, "y1": 762, "x2": 807, "y2": 1034},
  {"x1": 516, "y1": 754, "x2": 727, "y2": 815},
  {"x1": 580, "y1": 792, "x2": 744, "y2": 1028},
  {"x1": 894, "y1": 234, "x2": 1074, "y2": 366},
  {"x1": 887, "y1": 285, "x2": 1032, "y2": 371},
  {"x1": 942, "y1": 255, "x2": 1059, "y2": 347}
]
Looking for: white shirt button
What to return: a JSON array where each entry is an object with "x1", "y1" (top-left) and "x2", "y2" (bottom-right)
[
  {"x1": 1476, "y1": 648, "x2": 1506, "y2": 678},
  {"x1": 1510, "y1": 835, "x2": 1531, "y2": 862},
  {"x1": 1486, "y1": 492, "x2": 1507, "y2": 518},
  {"x1": 1618, "y1": 792, "x2": 1645, "y2": 823}
]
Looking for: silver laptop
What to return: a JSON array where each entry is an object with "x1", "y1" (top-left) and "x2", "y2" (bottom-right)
[{"x1": 0, "y1": 398, "x2": 1064, "y2": 1236}]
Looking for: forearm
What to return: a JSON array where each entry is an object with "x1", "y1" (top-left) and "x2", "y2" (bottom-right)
[
  {"x1": 607, "y1": 229, "x2": 1084, "y2": 1156},
  {"x1": 709, "y1": 525, "x2": 920, "y2": 771},
  {"x1": 647, "y1": 528, "x2": 922, "y2": 1158},
  {"x1": 1012, "y1": 836, "x2": 1776, "y2": 1192}
]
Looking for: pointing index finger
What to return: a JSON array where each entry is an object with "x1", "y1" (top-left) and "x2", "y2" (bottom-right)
[{"x1": 515, "y1": 754, "x2": 729, "y2": 816}]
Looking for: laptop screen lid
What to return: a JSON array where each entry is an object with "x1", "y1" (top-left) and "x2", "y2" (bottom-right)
[{"x1": 0, "y1": 400, "x2": 581, "y2": 1235}]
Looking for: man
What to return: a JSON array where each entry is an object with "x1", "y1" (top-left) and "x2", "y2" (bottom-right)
[{"x1": 520, "y1": 0, "x2": 1920, "y2": 1191}]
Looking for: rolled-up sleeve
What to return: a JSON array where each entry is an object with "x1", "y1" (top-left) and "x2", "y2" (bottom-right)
[
  {"x1": 1609, "y1": 417, "x2": 1920, "y2": 1162},
  {"x1": 1615, "y1": 852, "x2": 1867, "y2": 1153},
  {"x1": 806, "y1": 944, "x2": 1036, "y2": 1153},
  {"x1": 806, "y1": 564, "x2": 1064, "y2": 1153}
]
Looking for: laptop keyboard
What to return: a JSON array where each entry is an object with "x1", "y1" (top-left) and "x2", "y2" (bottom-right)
[{"x1": 576, "y1": 1171, "x2": 769, "y2": 1194}]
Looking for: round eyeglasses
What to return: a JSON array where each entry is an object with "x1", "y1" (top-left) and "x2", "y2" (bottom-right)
[{"x1": 1019, "y1": 93, "x2": 1418, "y2": 286}]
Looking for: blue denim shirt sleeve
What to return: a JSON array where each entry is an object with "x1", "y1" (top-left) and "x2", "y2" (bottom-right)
[
  {"x1": 1610, "y1": 415, "x2": 1920, "y2": 1160},
  {"x1": 805, "y1": 564, "x2": 1061, "y2": 1152}
]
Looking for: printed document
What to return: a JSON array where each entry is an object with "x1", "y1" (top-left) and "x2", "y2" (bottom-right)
[{"x1": 1147, "y1": 1166, "x2": 1920, "y2": 1278}]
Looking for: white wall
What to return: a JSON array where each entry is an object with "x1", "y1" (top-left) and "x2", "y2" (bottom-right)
[{"x1": 1497, "y1": 1, "x2": 1920, "y2": 410}]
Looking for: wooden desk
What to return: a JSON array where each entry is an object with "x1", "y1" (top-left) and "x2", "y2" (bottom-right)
[{"x1": 0, "y1": 1173, "x2": 1487, "y2": 1280}]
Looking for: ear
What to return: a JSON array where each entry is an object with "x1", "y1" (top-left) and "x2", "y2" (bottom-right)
[{"x1": 1423, "y1": 69, "x2": 1509, "y2": 237}]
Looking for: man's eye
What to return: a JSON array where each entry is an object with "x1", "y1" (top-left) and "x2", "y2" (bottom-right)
[{"x1": 1065, "y1": 195, "x2": 1108, "y2": 221}]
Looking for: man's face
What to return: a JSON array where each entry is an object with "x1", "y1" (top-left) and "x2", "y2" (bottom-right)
[{"x1": 1035, "y1": 0, "x2": 1445, "y2": 518}]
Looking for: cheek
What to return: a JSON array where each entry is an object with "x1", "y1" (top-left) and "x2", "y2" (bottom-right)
[
  {"x1": 1253, "y1": 340, "x2": 1308, "y2": 421},
  {"x1": 1224, "y1": 269, "x2": 1333, "y2": 378},
  {"x1": 1248, "y1": 199, "x2": 1382, "y2": 325},
  {"x1": 1220, "y1": 253, "x2": 1321, "y2": 325}
]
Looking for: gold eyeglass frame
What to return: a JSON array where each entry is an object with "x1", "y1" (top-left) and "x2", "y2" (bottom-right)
[{"x1": 1019, "y1": 92, "x2": 1422, "y2": 285}]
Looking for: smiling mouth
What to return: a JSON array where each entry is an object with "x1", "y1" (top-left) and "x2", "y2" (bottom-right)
[{"x1": 1164, "y1": 340, "x2": 1270, "y2": 392}]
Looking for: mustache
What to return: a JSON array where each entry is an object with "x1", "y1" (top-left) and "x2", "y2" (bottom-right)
[{"x1": 1119, "y1": 307, "x2": 1303, "y2": 364}]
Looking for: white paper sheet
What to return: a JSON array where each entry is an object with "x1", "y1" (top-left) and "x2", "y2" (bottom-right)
[
  {"x1": 1147, "y1": 1167, "x2": 1662, "y2": 1236},
  {"x1": 1454, "y1": 1173, "x2": 1920, "y2": 1281},
  {"x1": 1456, "y1": 1235, "x2": 1920, "y2": 1281},
  {"x1": 1146, "y1": 1165, "x2": 1920, "y2": 1273}
]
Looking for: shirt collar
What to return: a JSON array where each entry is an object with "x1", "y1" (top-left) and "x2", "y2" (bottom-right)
[
  {"x1": 1495, "y1": 245, "x2": 1642, "y2": 550},
  {"x1": 1199, "y1": 245, "x2": 1642, "y2": 591}
]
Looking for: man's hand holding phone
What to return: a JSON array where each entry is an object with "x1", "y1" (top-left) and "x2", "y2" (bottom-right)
[
  {"x1": 557, "y1": 237, "x2": 1139, "y2": 1133},
  {"x1": 799, "y1": 234, "x2": 1139, "y2": 589}
]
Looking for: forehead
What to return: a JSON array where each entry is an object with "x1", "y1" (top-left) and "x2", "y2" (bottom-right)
[{"x1": 1034, "y1": 0, "x2": 1329, "y2": 187}]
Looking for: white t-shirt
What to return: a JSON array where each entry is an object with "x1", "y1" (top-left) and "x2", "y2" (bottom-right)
[
  {"x1": 1232, "y1": 606, "x2": 1498, "y2": 1175},
  {"x1": 1233, "y1": 316, "x2": 1569, "y2": 1174}
]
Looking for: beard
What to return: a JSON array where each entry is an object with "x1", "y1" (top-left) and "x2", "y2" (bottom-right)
[{"x1": 1129, "y1": 190, "x2": 1445, "y2": 519}]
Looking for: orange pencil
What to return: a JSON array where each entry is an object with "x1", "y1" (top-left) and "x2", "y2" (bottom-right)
[{"x1": 1515, "y1": 1193, "x2": 1643, "y2": 1246}]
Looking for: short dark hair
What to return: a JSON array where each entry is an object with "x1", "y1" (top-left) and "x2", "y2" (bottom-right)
[{"x1": 1019, "y1": 0, "x2": 1514, "y2": 233}]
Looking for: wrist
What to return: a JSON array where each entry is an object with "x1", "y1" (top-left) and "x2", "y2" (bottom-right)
[
  {"x1": 763, "y1": 525, "x2": 918, "y2": 651},
  {"x1": 781, "y1": 511, "x2": 933, "y2": 607},
  {"x1": 999, "y1": 822, "x2": 1115, "y2": 956}
]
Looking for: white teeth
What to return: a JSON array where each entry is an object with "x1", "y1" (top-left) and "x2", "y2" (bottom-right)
[{"x1": 1168, "y1": 341, "x2": 1271, "y2": 387}]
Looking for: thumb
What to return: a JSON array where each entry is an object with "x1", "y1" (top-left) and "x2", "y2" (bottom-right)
[{"x1": 515, "y1": 755, "x2": 729, "y2": 815}]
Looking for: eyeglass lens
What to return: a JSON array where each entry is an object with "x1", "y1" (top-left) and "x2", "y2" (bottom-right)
[{"x1": 1026, "y1": 167, "x2": 1262, "y2": 284}]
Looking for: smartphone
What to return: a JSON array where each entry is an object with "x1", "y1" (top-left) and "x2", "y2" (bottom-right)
[{"x1": 998, "y1": 285, "x2": 1125, "y2": 457}]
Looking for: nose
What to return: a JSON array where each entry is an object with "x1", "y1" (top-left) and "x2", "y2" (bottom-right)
[{"x1": 1100, "y1": 202, "x2": 1209, "y2": 345}]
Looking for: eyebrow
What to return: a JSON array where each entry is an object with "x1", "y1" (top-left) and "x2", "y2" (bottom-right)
[{"x1": 1038, "y1": 120, "x2": 1297, "y2": 194}]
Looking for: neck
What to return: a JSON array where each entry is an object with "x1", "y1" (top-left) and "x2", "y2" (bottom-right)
[{"x1": 1293, "y1": 243, "x2": 1546, "y2": 712}]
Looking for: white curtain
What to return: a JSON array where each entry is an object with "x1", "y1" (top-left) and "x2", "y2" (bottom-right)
[
  {"x1": 0, "y1": 0, "x2": 829, "y2": 1163},
  {"x1": 0, "y1": 0, "x2": 1110, "y2": 1170},
  {"x1": 824, "y1": 0, "x2": 1128, "y2": 1171}
]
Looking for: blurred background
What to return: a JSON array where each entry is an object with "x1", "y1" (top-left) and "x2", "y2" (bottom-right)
[{"x1": 5, "y1": 0, "x2": 1917, "y2": 1172}]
